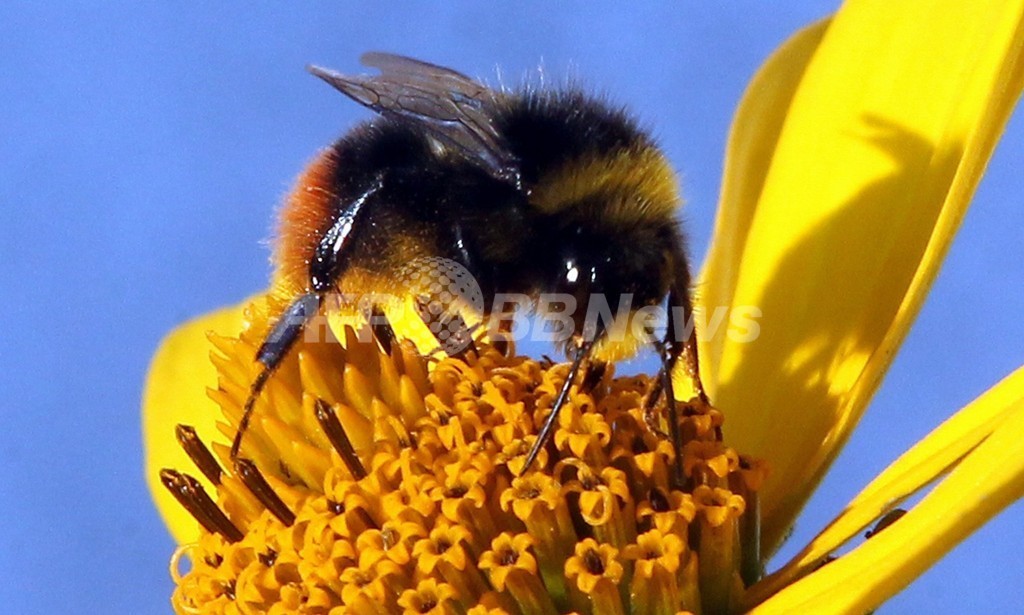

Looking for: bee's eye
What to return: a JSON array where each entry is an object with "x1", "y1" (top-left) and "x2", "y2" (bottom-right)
[{"x1": 565, "y1": 259, "x2": 580, "y2": 285}]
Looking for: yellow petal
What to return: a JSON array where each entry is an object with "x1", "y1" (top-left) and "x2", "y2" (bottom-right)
[
  {"x1": 697, "y1": 18, "x2": 830, "y2": 383},
  {"x1": 747, "y1": 364, "x2": 1024, "y2": 605},
  {"x1": 699, "y1": 0, "x2": 1024, "y2": 551},
  {"x1": 749, "y1": 388, "x2": 1024, "y2": 614},
  {"x1": 142, "y1": 299, "x2": 254, "y2": 543}
]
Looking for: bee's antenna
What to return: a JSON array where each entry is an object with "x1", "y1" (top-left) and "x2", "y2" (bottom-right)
[
  {"x1": 231, "y1": 293, "x2": 321, "y2": 460},
  {"x1": 520, "y1": 339, "x2": 594, "y2": 475}
]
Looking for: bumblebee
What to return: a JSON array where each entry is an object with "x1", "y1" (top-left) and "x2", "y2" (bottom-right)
[{"x1": 231, "y1": 53, "x2": 709, "y2": 475}]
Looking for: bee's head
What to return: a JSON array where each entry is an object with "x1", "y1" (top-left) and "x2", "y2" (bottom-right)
[
  {"x1": 498, "y1": 91, "x2": 688, "y2": 349},
  {"x1": 544, "y1": 218, "x2": 680, "y2": 347}
]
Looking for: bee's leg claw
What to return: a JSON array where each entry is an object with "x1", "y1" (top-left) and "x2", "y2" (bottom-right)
[
  {"x1": 642, "y1": 374, "x2": 669, "y2": 438},
  {"x1": 644, "y1": 411, "x2": 669, "y2": 439}
]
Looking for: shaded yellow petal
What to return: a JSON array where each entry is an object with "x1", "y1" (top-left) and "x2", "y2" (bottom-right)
[
  {"x1": 143, "y1": 299, "x2": 254, "y2": 543},
  {"x1": 749, "y1": 394, "x2": 1024, "y2": 614},
  {"x1": 748, "y1": 364, "x2": 1024, "y2": 605},
  {"x1": 697, "y1": 18, "x2": 830, "y2": 383},
  {"x1": 699, "y1": 0, "x2": 1024, "y2": 551}
]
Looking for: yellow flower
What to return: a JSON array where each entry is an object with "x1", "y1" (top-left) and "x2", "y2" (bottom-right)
[
  {"x1": 147, "y1": 0, "x2": 1024, "y2": 613},
  {"x1": 161, "y1": 322, "x2": 745, "y2": 614}
]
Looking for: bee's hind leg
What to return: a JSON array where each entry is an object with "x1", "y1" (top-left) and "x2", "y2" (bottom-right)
[{"x1": 232, "y1": 292, "x2": 322, "y2": 460}]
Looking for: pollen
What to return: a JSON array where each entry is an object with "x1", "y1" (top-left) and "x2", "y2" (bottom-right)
[{"x1": 163, "y1": 300, "x2": 764, "y2": 614}]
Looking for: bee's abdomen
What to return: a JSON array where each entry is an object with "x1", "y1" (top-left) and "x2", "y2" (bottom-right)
[{"x1": 273, "y1": 146, "x2": 343, "y2": 297}]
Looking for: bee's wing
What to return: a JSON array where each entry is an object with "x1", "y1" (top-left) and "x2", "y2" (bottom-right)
[{"x1": 308, "y1": 53, "x2": 521, "y2": 188}]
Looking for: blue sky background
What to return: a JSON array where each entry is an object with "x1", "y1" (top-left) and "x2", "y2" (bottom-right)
[{"x1": 2, "y1": 3, "x2": 1022, "y2": 613}]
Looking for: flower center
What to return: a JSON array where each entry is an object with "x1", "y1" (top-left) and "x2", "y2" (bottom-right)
[
  {"x1": 583, "y1": 548, "x2": 605, "y2": 575},
  {"x1": 163, "y1": 318, "x2": 766, "y2": 614}
]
